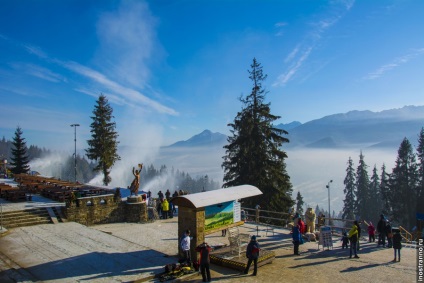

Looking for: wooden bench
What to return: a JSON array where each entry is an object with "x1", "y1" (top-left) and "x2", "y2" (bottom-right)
[
  {"x1": 228, "y1": 226, "x2": 250, "y2": 256},
  {"x1": 0, "y1": 185, "x2": 19, "y2": 198}
]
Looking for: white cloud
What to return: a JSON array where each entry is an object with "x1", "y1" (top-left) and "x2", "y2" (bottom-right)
[
  {"x1": 275, "y1": 22, "x2": 287, "y2": 27},
  {"x1": 274, "y1": 47, "x2": 313, "y2": 86},
  {"x1": 61, "y1": 60, "x2": 178, "y2": 116},
  {"x1": 22, "y1": 44, "x2": 48, "y2": 59},
  {"x1": 274, "y1": 1, "x2": 355, "y2": 86},
  {"x1": 96, "y1": 1, "x2": 160, "y2": 88},
  {"x1": 274, "y1": 22, "x2": 287, "y2": 36},
  {"x1": 364, "y1": 48, "x2": 424, "y2": 80},
  {"x1": 12, "y1": 63, "x2": 67, "y2": 83}
]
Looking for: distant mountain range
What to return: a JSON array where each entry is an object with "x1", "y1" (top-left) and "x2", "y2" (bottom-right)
[
  {"x1": 166, "y1": 130, "x2": 227, "y2": 148},
  {"x1": 166, "y1": 106, "x2": 424, "y2": 150}
]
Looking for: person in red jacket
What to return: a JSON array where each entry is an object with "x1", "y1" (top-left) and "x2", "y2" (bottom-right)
[
  {"x1": 298, "y1": 217, "x2": 306, "y2": 234},
  {"x1": 195, "y1": 242, "x2": 212, "y2": 282},
  {"x1": 367, "y1": 221, "x2": 376, "y2": 242}
]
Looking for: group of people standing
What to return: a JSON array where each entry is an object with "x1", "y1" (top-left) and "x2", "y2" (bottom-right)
[
  {"x1": 344, "y1": 215, "x2": 402, "y2": 262},
  {"x1": 179, "y1": 230, "x2": 261, "y2": 281},
  {"x1": 155, "y1": 189, "x2": 187, "y2": 219}
]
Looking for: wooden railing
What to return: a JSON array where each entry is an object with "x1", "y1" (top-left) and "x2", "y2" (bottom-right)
[{"x1": 399, "y1": 226, "x2": 413, "y2": 243}]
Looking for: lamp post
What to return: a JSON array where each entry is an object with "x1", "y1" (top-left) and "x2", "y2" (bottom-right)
[
  {"x1": 2, "y1": 159, "x2": 6, "y2": 177},
  {"x1": 202, "y1": 175, "x2": 207, "y2": 192},
  {"x1": 326, "y1": 180, "x2": 333, "y2": 226},
  {"x1": 70, "y1": 124, "x2": 80, "y2": 183}
]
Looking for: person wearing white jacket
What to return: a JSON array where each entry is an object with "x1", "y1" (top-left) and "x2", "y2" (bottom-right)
[{"x1": 181, "y1": 230, "x2": 192, "y2": 265}]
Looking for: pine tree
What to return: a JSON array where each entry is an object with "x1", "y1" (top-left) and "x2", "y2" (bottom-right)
[
  {"x1": 417, "y1": 127, "x2": 424, "y2": 214},
  {"x1": 295, "y1": 191, "x2": 304, "y2": 215},
  {"x1": 369, "y1": 164, "x2": 382, "y2": 223},
  {"x1": 222, "y1": 58, "x2": 293, "y2": 211},
  {"x1": 379, "y1": 164, "x2": 391, "y2": 216},
  {"x1": 342, "y1": 157, "x2": 356, "y2": 224},
  {"x1": 388, "y1": 138, "x2": 418, "y2": 229},
  {"x1": 315, "y1": 205, "x2": 321, "y2": 216},
  {"x1": 355, "y1": 152, "x2": 371, "y2": 221},
  {"x1": 86, "y1": 94, "x2": 120, "y2": 185},
  {"x1": 10, "y1": 126, "x2": 31, "y2": 175}
]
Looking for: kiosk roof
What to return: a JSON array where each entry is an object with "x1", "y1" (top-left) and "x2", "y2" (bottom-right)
[{"x1": 172, "y1": 185, "x2": 262, "y2": 208}]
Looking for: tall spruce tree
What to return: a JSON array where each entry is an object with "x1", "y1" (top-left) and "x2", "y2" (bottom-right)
[
  {"x1": 295, "y1": 191, "x2": 304, "y2": 215},
  {"x1": 388, "y1": 138, "x2": 418, "y2": 229},
  {"x1": 86, "y1": 94, "x2": 120, "y2": 185},
  {"x1": 369, "y1": 164, "x2": 382, "y2": 223},
  {"x1": 10, "y1": 126, "x2": 30, "y2": 174},
  {"x1": 342, "y1": 157, "x2": 356, "y2": 224},
  {"x1": 417, "y1": 128, "x2": 424, "y2": 214},
  {"x1": 355, "y1": 152, "x2": 371, "y2": 221},
  {"x1": 222, "y1": 58, "x2": 293, "y2": 211},
  {"x1": 379, "y1": 164, "x2": 391, "y2": 216}
]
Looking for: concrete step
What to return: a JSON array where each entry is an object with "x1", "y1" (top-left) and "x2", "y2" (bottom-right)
[
  {"x1": 1, "y1": 216, "x2": 50, "y2": 224},
  {"x1": 4, "y1": 219, "x2": 52, "y2": 229},
  {"x1": 1, "y1": 209, "x2": 49, "y2": 217},
  {"x1": 1, "y1": 213, "x2": 50, "y2": 221},
  {"x1": 0, "y1": 208, "x2": 53, "y2": 229}
]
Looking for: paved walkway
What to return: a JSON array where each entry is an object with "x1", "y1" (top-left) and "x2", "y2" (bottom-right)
[{"x1": 0, "y1": 193, "x2": 419, "y2": 283}]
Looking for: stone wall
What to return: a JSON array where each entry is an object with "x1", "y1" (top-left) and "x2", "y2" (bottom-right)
[
  {"x1": 178, "y1": 206, "x2": 205, "y2": 261},
  {"x1": 63, "y1": 194, "x2": 147, "y2": 226}
]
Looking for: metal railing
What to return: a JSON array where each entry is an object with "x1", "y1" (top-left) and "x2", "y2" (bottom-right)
[{"x1": 242, "y1": 207, "x2": 358, "y2": 235}]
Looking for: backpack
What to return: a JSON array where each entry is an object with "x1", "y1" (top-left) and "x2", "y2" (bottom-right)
[{"x1": 252, "y1": 244, "x2": 260, "y2": 256}]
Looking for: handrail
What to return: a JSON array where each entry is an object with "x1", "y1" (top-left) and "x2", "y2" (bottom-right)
[
  {"x1": 399, "y1": 226, "x2": 413, "y2": 243},
  {"x1": 242, "y1": 206, "x2": 357, "y2": 232}
]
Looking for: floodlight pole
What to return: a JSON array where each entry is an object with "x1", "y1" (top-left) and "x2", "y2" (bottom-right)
[
  {"x1": 326, "y1": 180, "x2": 333, "y2": 226},
  {"x1": 70, "y1": 124, "x2": 80, "y2": 183}
]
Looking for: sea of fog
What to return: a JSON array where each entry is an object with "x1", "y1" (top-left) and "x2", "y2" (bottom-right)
[{"x1": 29, "y1": 146, "x2": 398, "y2": 215}]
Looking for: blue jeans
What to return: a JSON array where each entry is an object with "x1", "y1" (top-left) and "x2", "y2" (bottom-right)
[{"x1": 350, "y1": 241, "x2": 358, "y2": 257}]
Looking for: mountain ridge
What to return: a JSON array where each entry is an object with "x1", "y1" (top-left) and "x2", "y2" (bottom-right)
[{"x1": 166, "y1": 105, "x2": 424, "y2": 149}]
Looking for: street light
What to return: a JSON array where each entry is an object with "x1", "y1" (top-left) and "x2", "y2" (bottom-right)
[
  {"x1": 70, "y1": 124, "x2": 80, "y2": 183},
  {"x1": 2, "y1": 159, "x2": 6, "y2": 177},
  {"x1": 202, "y1": 175, "x2": 207, "y2": 192},
  {"x1": 326, "y1": 180, "x2": 333, "y2": 226}
]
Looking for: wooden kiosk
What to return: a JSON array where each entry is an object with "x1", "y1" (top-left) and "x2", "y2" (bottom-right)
[{"x1": 172, "y1": 185, "x2": 275, "y2": 270}]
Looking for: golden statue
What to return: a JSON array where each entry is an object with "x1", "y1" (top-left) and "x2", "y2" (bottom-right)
[{"x1": 129, "y1": 163, "x2": 143, "y2": 196}]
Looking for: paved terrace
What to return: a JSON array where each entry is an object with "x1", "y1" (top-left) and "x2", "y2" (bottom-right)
[{"x1": 0, "y1": 197, "x2": 419, "y2": 282}]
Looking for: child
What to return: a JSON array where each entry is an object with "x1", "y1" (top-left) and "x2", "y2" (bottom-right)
[
  {"x1": 341, "y1": 231, "x2": 349, "y2": 249},
  {"x1": 180, "y1": 230, "x2": 192, "y2": 265},
  {"x1": 392, "y1": 230, "x2": 402, "y2": 262},
  {"x1": 292, "y1": 224, "x2": 301, "y2": 255}
]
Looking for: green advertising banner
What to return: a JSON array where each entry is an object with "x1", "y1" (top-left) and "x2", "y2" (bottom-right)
[{"x1": 205, "y1": 201, "x2": 234, "y2": 232}]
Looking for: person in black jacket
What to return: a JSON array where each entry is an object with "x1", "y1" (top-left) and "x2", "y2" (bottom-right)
[
  {"x1": 196, "y1": 242, "x2": 212, "y2": 282},
  {"x1": 386, "y1": 221, "x2": 393, "y2": 248},
  {"x1": 377, "y1": 214, "x2": 386, "y2": 247},
  {"x1": 244, "y1": 235, "x2": 260, "y2": 276},
  {"x1": 392, "y1": 230, "x2": 402, "y2": 262}
]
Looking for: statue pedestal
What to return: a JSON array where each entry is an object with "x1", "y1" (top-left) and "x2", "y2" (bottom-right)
[{"x1": 127, "y1": 195, "x2": 143, "y2": 204}]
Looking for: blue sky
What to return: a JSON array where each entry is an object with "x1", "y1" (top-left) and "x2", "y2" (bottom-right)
[{"x1": 1, "y1": 0, "x2": 424, "y2": 151}]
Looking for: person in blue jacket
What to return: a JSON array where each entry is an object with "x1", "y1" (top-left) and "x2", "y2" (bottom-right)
[
  {"x1": 244, "y1": 235, "x2": 260, "y2": 276},
  {"x1": 292, "y1": 224, "x2": 302, "y2": 255}
]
